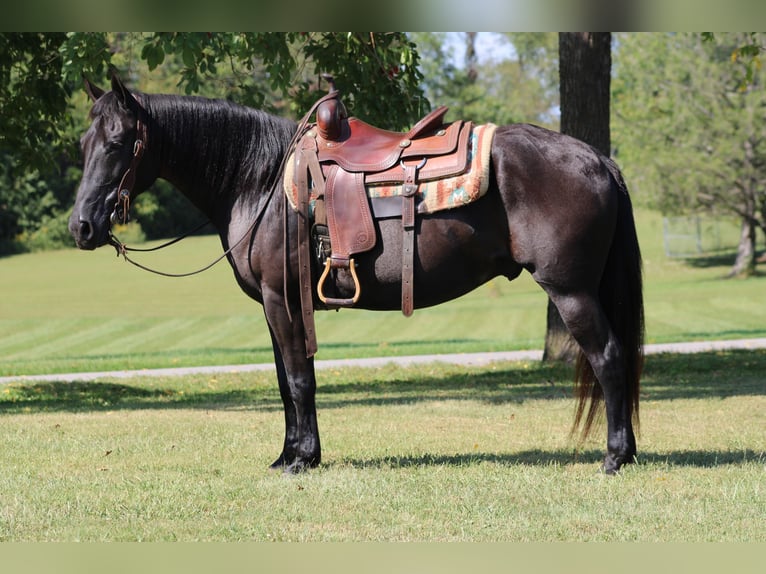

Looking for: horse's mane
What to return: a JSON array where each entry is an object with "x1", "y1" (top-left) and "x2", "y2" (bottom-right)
[{"x1": 141, "y1": 93, "x2": 297, "y2": 204}]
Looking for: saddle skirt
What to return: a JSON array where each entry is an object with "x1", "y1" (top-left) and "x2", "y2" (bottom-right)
[{"x1": 284, "y1": 122, "x2": 496, "y2": 216}]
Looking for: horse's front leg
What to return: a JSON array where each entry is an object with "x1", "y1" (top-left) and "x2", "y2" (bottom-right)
[{"x1": 263, "y1": 288, "x2": 321, "y2": 474}]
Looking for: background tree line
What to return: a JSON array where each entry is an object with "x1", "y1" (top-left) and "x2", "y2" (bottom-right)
[
  {"x1": 613, "y1": 32, "x2": 766, "y2": 276},
  {"x1": 0, "y1": 32, "x2": 426, "y2": 252},
  {"x1": 1, "y1": 32, "x2": 764, "y2": 278}
]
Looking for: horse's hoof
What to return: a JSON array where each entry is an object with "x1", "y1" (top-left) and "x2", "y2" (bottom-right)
[
  {"x1": 602, "y1": 452, "x2": 635, "y2": 475},
  {"x1": 283, "y1": 457, "x2": 321, "y2": 475},
  {"x1": 283, "y1": 462, "x2": 308, "y2": 475},
  {"x1": 284, "y1": 461, "x2": 319, "y2": 475},
  {"x1": 269, "y1": 453, "x2": 290, "y2": 471},
  {"x1": 269, "y1": 452, "x2": 320, "y2": 474}
]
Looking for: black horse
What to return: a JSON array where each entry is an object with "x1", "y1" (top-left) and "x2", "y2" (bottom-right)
[{"x1": 69, "y1": 75, "x2": 644, "y2": 474}]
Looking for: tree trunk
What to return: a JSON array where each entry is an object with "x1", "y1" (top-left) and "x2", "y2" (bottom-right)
[
  {"x1": 465, "y1": 32, "x2": 478, "y2": 83},
  {"x1": 543, "y1": 302, "x2": 580, "y2": 362},
  {"x1": 543, "y1": 32, "x2": 612, "y2": 363},
  {"x1": 558, "y1": 33, "x2": 612, "y2": 153},
  {"x1": 729, "y1": 218, "x2": 757, "y2": 277}
]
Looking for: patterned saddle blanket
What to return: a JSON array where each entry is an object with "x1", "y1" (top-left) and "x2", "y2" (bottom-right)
[{"x1": 284, "y1": 122, "x2": 496, "y2": 217}]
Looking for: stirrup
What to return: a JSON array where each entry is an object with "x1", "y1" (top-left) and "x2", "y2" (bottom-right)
[{"x1": 317, "y1": 258, "x2": 361, "y2": 307}]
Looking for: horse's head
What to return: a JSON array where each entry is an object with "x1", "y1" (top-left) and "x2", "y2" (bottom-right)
[{"x1": 69, "y1": 74, "x2": 156, "y2": 250}]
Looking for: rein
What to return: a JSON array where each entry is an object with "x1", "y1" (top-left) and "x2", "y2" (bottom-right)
[{"x1": 108, "y1": 221, "x2": 256, "y2": 278}]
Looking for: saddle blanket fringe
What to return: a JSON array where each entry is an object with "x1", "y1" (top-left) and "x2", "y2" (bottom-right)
[{"x1": 284, "y1": 123, "x2": 497, "y2": 216}]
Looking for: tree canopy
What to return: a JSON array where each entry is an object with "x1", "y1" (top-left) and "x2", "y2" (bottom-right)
[
  {"x1": 612, "y1": 32, "x2": 766, "y2": 275},
  {"x1": 0, "y1": 32, "x2": 426, "y2": 252},
  {"x1": 411, "y1": 32, "x2": 558, "y2": 127}
]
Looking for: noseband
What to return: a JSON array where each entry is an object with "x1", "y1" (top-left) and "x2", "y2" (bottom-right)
[{"x1": 110, "y1": 94, "x2": 147, "y2": 227}]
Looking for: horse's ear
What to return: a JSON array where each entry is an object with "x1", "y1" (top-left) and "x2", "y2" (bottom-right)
[
  {"x1": 110, "y1": 71, "x2": 138, "y2": 110},
  {"x1": 83, "y1": 77, "x2": 105, "y2": 102}
]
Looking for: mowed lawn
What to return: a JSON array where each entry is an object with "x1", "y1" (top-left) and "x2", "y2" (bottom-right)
[
  {"x1": 1, "y1": 208, "x2": 765, "y2": 376},
  {"x1": 1, "y1": 207, "x2": 765, "y2": 542},
  {"x1": 0, "y1": 351, "x2": 764, "y2": 541}
]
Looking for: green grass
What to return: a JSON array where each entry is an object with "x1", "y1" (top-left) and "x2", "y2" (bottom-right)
[
  {"x1": 1, "y1": 208, "x2": 765, "y2": 376},
  {"x1": 1, "y1": 350, "x2": 764, "y2": 541}
]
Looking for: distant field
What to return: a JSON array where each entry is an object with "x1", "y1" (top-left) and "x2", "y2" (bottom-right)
[{"x1": 1, "y1": 208, "x2": 765, "y2": 376}]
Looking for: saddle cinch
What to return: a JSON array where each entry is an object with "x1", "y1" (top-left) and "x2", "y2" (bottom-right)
[{"x1": 290, "y1": 89, "x2": 486, "y2": 355}]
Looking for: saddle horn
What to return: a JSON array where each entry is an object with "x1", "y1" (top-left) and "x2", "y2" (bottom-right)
[{"x1": 316, "y1": 74, "x2": 346, "y2": 141}]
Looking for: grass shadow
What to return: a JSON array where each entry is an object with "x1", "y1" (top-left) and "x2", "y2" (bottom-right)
[
  {"x1": 681, "y1": 249, "x2": 766, "y2": 275},
  {"x1": 0, "y1": 380, "x2": 283, "y2": 414},
  {"x1": 641, "y1": 350, "x2": 766, "y2": 400},
  {"x1": 637, "y1": 449, "x2": 765, "y2": 468},
  {"x1": 333, "y1": 447, "x2": 764, "y2": 471},
  {"x1": 1, "y1": 349, "x2": 764, "y2": 415},
  {"x1": 681, "y1": 251, "x2": 737, "y2": 268},
  {"x1": 334, "y1": 448, "x2": 605, "y2": 470}
]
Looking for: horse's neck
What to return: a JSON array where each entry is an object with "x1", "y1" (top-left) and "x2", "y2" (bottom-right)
[{"x1": 147, "y1": 95, "x2": 293, "y2": 222}]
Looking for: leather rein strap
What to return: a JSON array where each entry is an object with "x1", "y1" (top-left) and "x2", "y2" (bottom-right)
[{"x1": 285, "y1": 90, "x2": 342, "y2": 357}]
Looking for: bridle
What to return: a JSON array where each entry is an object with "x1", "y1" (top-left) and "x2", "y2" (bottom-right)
[
  {"x1": 105, "y1": 93, "x2": 233, "y2": 277},
  {"x1": 109, "y1": 95, "x2": 147, "y2": 227},
  {"x1": 104, "y1": 91, "x2": 300, "y2": 279}
]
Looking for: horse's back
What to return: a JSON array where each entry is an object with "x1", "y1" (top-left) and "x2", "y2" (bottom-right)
[{"x1": 492, "y1": 123, "x2": 616, "y2": 210}]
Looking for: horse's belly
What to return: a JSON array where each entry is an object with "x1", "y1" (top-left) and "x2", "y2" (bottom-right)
[{"x1": 329, "y1": 208, "x2": 520, "y2": 311}]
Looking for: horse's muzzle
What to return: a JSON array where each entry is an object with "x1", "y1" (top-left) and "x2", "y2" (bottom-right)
[
  {"x1": 69, "y1": 212, "x2": 107, "y2": 250},
  {"x1": 70, "y1": 217, "x2": 95, "y2": 250}
]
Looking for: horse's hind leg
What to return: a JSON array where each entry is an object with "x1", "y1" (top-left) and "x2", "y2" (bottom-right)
[{"x1": 544, "y1": 288, "x2": 636, "y2": 473}]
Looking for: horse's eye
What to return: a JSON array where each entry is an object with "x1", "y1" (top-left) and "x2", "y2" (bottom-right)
[{"x1": 106, "y1": 141, "x2": 123, "y2": 153}]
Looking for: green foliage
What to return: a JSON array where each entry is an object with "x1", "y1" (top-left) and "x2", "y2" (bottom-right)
[
  {"x1": 132, "y1": 180, "x2": 208, "y2": 241},
  {"x1": 411, "y1": 32, "x2": 558, "y2": 127},
  {"x1": 58, "y1": 32, "x2": 112, "y2": 87},
  {"x1": 613, "y1": 33, "x2": 764, "y2": 212},
  {"x1": 0, "y1": 33, "x2": 109, "y2": 253},
  {"x1": 0, "y1": 33, "x2": 70, "y2": 174},
  {"x1": 15, "y1": 210, "x2": 76, "y2": 252},
  {"x1": 0, "y1": 33, "x2": 429, "y2": 255},
  {"x1": 612, "y1": 33, "x2": 766, "y2": 274},
  {"x1": 109, "y1": 32, "x2": 427, "y2": 126},
  {"x1": 703, "y1": 31, "x2": 765, "y2": 86},
  {"x1": 296, "y1": 33, "x2": 426, "y2": 128},
  {"x1": 0, "y1": 155, "x2": 82, "y2": 251}
]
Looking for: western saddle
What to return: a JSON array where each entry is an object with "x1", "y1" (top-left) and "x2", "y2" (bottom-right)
[{"x1": 291, "y1": 81, "x2": 475, "y2": 356}]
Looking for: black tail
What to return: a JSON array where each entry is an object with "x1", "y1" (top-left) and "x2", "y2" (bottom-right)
[{"x1": 573, "y1": 158, "x2": 645, "y2": 438}]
